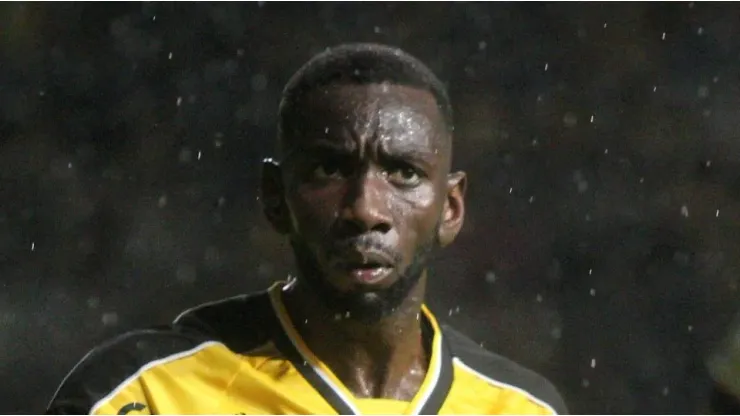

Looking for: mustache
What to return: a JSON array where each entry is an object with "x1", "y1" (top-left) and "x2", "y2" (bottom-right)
[{"x1": 326, "y1": 235, "x2": 403, "y2": 264}]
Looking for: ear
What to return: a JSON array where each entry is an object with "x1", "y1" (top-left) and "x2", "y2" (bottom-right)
[
  {"x1": 260, "y1": 158, "x2": 292, "y2": 235},
  {"x1": 437, "y1": 171, "x2": 467, "y2": 247}
]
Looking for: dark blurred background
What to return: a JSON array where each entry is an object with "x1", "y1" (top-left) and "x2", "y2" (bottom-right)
[{"x1": 2, "y1": 2, "x2": 740, "y2": 413}]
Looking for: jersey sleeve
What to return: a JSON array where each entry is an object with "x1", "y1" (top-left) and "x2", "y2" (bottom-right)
[{"x1": 46, "y1": 327, "x2": 210, "y2": 415}]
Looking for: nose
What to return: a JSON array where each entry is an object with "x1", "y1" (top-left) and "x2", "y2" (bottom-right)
[{"x1": 339, "y1": 170, "x2": 392, "y2": 235}]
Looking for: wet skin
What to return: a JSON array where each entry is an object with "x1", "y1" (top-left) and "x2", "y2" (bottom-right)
[{"x1": 261, "y1": 83, "x2": 466, "y2": 399}]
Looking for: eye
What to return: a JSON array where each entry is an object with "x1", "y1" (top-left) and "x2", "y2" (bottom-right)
[
  {"x1": 386, "y1": 164, "x2": 422, "y2": 187},
  {"x1": 312, "y1": 159, "x2": 344, "y2": 180}
]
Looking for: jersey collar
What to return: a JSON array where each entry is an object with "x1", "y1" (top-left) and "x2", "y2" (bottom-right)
[{"x1": 267, "y1": 282, "x2": 453, "y2": 415}]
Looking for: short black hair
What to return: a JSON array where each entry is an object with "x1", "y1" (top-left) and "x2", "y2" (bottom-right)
[{"x1": 278, "y1": 43, "x2": 453, "y2": 138}]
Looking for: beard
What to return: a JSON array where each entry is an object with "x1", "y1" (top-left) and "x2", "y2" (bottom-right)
[{"x1": 290, "y1": 225, "x2": 440, "y2": 324}]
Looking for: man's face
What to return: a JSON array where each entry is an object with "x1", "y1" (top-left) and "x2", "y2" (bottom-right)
[{"x1": 264, "y1": 83, "x2": 465, "y2": 321}]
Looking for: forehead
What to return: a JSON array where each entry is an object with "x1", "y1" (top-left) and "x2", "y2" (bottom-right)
[{"x1": 282, "y1": 83, "x2": 449, "y2": 153}]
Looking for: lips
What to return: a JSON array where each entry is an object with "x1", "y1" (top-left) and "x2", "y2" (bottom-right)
[{"x1": 329, "y1": 249, "x2": 396, "y2": 285}]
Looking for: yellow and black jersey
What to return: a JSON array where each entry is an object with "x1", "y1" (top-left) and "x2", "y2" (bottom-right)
[{"x1": 47, "y1": 283, "x2": 568, "y2": 415}]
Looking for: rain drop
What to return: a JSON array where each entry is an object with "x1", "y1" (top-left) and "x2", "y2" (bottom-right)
[
  {"x1": 485, "y1": 271, "x2": 497, "y2": 283},
  {"x1": 152, "y1": 15, "x2": 156, "y2": 21},
  {"x1": 87, "y1": 297, "x2": 100, "y2": 309},
  {"x1": 653, "y1": 86, "x2": 657, "y2": 92},
  {"x1": 590, "y1": 358, "x2": 596, "y2": 368},
  {"x1": 528, "y1": 195, "x2": 535, "y2": 203},
  {"x1": 544, "y1": 62, "x2": 549, "y2": 71},
  {"x1": 39, "y1": 90, "x2": 45, "y2": 96},
  {"x1": 176, "y1": 96, "x2": 183, "y2": 106},
  {"x1": 250, "y1": 74, "x2": 268, "y2": 92},
  {"x1": 589, "y1": 268, "x2": 593, "y2": 275},
  {"x1": 603, "y1": 23, "x2": 607, "y2": 28},
  {"x1": 101, "y1": 312, "x2": 119, "y2": 327},
  {"x1": 681, "y1": 205, "x2": 689, "y2": 218},
  {"x1": 67, "y1": 162, "x2": 72, "y2": 168},
  {"x1": 716, "y1": 209, "x2": 720, "y2": 218},
  {"x1": 373, "y1": 26, "x2": 380, "y2": 34},
  {"x1": 604, "y1": 148, "x2": 609, "y2": 154},
  {"x1": 697, "y1": 27, "x2": 704, "y2": 35},
  {"x1": 688, "y1": 325, "x2": 693, "y2": 332},
  {"x1": 324, "y1": 127, "x2": 330, "y2": 134},
  {"x1": 197, "y1": 150, "x2": 202, "y2": 160},
  {"x1": 590, "y1": 115, "x2": 594, "y2": 123},
  {"x1": 589, "y1": 288, "x2": 596, "y2": 296},
  {"x1": 508, "y1": 187, "x2": 513, "y2": 194},
  {"x1": 344, "y1": 311, "x2": 351, "y2": 318},
  {"x1": 157, "y1": 195, "x2": 167, "y2": 208},
  {"x1": 713, "y1": 76, "x2": 720, "y2": 83},
  {"x1": 662, "y1": 387, "x2": 670, "y2": 396},
  {"x1": 582, "y1": 378, "x2": 590, "y2": 388},
  {"x1": 661, "y1": 32, "x2": 666, "y2": 40},
  {"x1": 536, "y1": 294, "x2": 543, "y2": 303},
  {"x1": 698, "y1": 86, "x2": 709, "y2": 98},
  {"x1": 30, "y1": 242, "x2": 35, "y2": 251},
  {"x1": 478, "y1": 41, "x2": 487, "y2": 51},
  {"x1": 639, "y1": 177, "x2": 645, "y2": 183}
]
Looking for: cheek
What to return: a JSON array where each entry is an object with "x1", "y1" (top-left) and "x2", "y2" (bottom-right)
[
  {"x1": 287, "y1": 184, "x2": 343, "y2": 232},
  {"x1": 391, "y1": 184, "x2": 441, "y2": 244}
]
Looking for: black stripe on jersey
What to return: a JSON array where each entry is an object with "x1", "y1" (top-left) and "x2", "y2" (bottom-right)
[
  {"x1": 417, "y1": 317, "x2": 454, "y2": 415},
  {"x1": 270, "y1": 324, "x2": 357, "y2": 415},
  {"x1": 442, "y1": 325, "x2": 569, "y2": 414},
  {"x1": 46, "y1": 327, "x2": 215, "y2": 415}
]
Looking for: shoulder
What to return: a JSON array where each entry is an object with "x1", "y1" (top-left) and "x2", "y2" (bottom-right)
[
  {"x1": 46, "y1": 326, "x2": 217, "y2": 414},
  {"x1": 443, "y1": 325, "x2": 569, "y2": 415},
  {"x1": 47, "y1": 290, "x2": 273, "y2": 415}
]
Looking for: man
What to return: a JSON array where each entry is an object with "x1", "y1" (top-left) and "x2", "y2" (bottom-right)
[{"x1": 47, "y1": 43, "x2": 568, "y2": 415}]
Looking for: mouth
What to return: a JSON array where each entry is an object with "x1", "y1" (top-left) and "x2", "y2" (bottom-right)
[{"x1": 331, "y1": 250, "x2": 395, "y2": 285}]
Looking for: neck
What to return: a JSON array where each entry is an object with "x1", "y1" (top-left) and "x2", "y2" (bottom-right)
[{"x1": 281, "y1": 275, "x2": 429, "y2": 400}]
